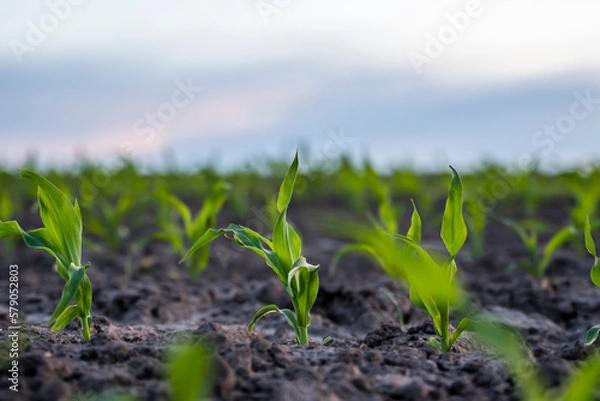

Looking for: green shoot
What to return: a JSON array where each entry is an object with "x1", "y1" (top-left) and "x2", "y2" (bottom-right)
[
  {"x1": 397, "y1": 166, "x2": 471, "y2": 352},
  {"x1": 167, "y1": 340, "x2": 214, "y2": 401},
  {"x1": 84, "y1": 194, "x2": 135, "y2": 253},
  {"x1": 0, "y1": 192, "x2": 14, "y2": 221},
  {"x1": 502, "y1": 219, "x2": 576, "y2": 277},
  {"x1": 181, "y1": 152, "x2": 320, "y2": 345},
  {"x1": 156, "y1": 182, "x2": 229, "y2": 276},
  {"x1": 472, "y1": 320, "x2": 600, "y2": 401},
  {"x1": 0, "y1": 171, "x2": 93, "y2": 340},
  {"x1": 583, "y1": 214, "x2": 600, "y2": 345},
  {"x1": 333, "y1": 166, "x2": 471, "y2": 351}
]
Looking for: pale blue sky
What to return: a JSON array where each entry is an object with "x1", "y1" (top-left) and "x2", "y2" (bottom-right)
[{"x1": 1, "y1": 0, "x2": 599, "y2": 171}]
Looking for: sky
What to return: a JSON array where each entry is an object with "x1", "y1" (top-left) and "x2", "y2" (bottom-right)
[{"x1": 1, "y1": 0, "x2": 600, "y2": 172}]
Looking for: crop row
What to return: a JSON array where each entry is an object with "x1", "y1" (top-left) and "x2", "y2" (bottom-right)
[{"x1": 0, "y1": 154, "x2": 599, "y2": 400}]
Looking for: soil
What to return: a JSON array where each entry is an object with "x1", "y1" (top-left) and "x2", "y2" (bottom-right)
[{"x1": 1, "y1": 202, "x2": 599, "y2": 401}]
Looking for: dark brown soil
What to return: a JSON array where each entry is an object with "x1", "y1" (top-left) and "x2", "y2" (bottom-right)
[{"x1": 1, "y1": 204, "x2": 599, "y2": 401}]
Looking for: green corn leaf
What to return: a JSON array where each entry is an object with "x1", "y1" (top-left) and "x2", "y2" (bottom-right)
[
  {"x1": 441, "y1": 166, "x2": 467, "y2": 257},
  {"x1": 80, "y1": 266, "x2": 93, "y2": 315},
  {"x1": 407, "y1": 199, "x2": 422, "y2": 244},
  {"x1": 378, "y1": 193, "x2": 398, "y2": 234},
  {"x1": 227, "y1": 225, "x2": 284, "y2": 282},
  {"x1": 191, "y1": 182, "x2": 229, "y2": 239},
  {"x1": 278, "y1": 308, "x2": 299, "y2": 331},
  {"x1": 167, "y1": 341, "x2": 213, "y2": 401},
  {"x1": 502, "y1": 218, "x2": 532, "y2": 248},
  {"x1": 48, "y1": 263, "x2": 86, "y2": 325},
  {"x1": 239, "y1": 225, "x2": 274, "y2": 250},
  {"x1": 20, "y1": 228, "x2": 66, "y2": 277},
  {"x1": 584, "y1": 214, "x2": 597, "y2": 257},
  {"x1": 0, "y1": 194, "x2": 14, "y2": 221},
  {"x1": 20, "y1": 171, "x2": 82, "y2": 268},
  {"x1": 182, "y1": 225, "x2": 286, "y2": 282},
  {"x1": 162, "y1": 193, "x2": 192, "y2": 233},
  {"x1": 181, "y1": 228, "x2": 225, "y2": 263},
  {"x1": 583, "y1": 215, "x2": 600, "y2": 287},
  {"x1": 51, "y1": 305, "x2": 78, "y2": 332},
  {"x1": 448, "y1": 318, "x2": 472, "y2": 349},
  {"x1": 276, "y1": 151, "x2": 299, "y2": 213},
  {"x1": 584, "y1": 324, "x2": 600, "y2": 345},
  {"x1": 248, "y1": 304, "x2": 280, "y2": 331},
  {"x1": 539, "y1": 226, "x2": 576, "y2": 274},
  {"x1": 409, "y1": 286, "x2": 442, "y2": 336},
  {"x1": 273, "y1": 211, "x2": 302, "y2": 272},
  {"x1": 287, "y1": 258, "x2": 320, "y2": 329},
  {"x1": 392, "y1": 233, "x2": 458, "y2": 304},
  {"x1": 273, "y1": 211, "x2": 294, "y2": 270},
  {"x1": 287, "y1": 223, "x2": 302, "y2": 262},
  {"x1": 591, "y1": 258, "x2": 600, "y2": 288},
  {"x1": 0, "y1": 220, "x2": 21, "y2": 239}
]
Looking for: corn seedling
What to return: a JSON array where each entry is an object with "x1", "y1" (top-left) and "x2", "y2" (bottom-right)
[
  {"x1": 472, "y1": 320, "x2": 600, "y2": 401},
  {"x1": 583, "y1": 215, "x2": 600, "y2": 345},
  {"x1": 182, "y1": 153, "x2": 320, "y2": 345},
  {"x1": 84, "y1": 194, "x2": 136, "y2": 253},
  {"x1": 334, "y1": 167, "x2": 471, "y2": 351},
  {"x1": 501, "y1": 218, "x2": 576, "y2": 277},
  {"x1": 0, "y1": 172, "x2": 93, "y2": 340},
  {"x1": 155, "y1": 182, "x2": 228, "y2": 276},
  {"x1": 396, "y1": 166, "x2": 471, "y2": 351}
]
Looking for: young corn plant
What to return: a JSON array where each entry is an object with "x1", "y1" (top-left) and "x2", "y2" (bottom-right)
[
  {"x1": 472, "y1": 320, "x2": 600, "y2": 401},
  {"x1": 334, "y1": 167, "x2": 471, "y2": 351},
  {"x1": 0, "y1": 172, "x2": 93, "y2": 340},
  {"x1": 583, "y1": 215, "x2": 600, "y2": 345},
  {"x1": 182, "y1": 153, "x2": 320, "y2": 345},
  {"x1": 396, "y1": 166, "x2": 471, "y2": 352},
  {"x1": 155, "y1": 182, "x2": 228, "y2": 276},
  {"x1": 84, "y1": 194, "x2": 136, "y2": 253},
  {"x1": 501, "y1": 218, "x2": 576, "y2": 278}
]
